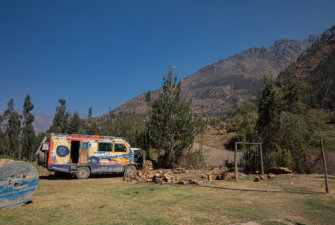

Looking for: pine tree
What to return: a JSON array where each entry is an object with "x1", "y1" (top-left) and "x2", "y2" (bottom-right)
[
  {"x1": 21, "y1": 94, "x2": 36, "y2": 160},
  {"x1": 146, "y1": 67, "x2": 194, "y2": 168},
  {"x1": 4, "y1": 99, "x2": 21, "y2": 157},
  {"x1": 49, "y1": 99, "x2": 70, "y2": 133},
  {"x1": 68, "y1": 111, "x2": 81, "y2": 134}
]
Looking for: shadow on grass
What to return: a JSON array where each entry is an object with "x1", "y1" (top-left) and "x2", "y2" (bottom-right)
[
  {"x1": 315, "y1": 175, "x2": 335, "y2": 180},
  {"x1": 39, "y1": 173, "x2": 123, "y2": 180},
  {"x1": 198, "y1": 184, "x2": 327, "y2": 195}
]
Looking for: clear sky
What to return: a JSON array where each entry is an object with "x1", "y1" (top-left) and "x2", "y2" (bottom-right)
[{"x1": 1, "y1": 0, "x2": 334, "y2": 117}]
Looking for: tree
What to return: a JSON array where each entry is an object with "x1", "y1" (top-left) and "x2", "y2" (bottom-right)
[
  {"x1": 4, "y1": 99, "x2": 21, "y2": 157},
  {"x1": 256, "y1": 75, "x2": 321, "y2": 171},
  {"x1": 49, "y1": 99, "x2": 70, "y2": 133},
  {"x1": 82, "y1": 106, "x2": 99, "y2": 135},
  {"x1": 21, "y1": 94, "x2": 36, "y2": 160},
  {"x1": 146, "y1": 67, "x2": 194, "y2": 168},
  {"x1": 68, "y1": 111, "x2": 82, "y2": 134}
]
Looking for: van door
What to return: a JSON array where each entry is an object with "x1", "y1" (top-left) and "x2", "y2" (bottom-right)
[{"x1": 78, "y1": 142, "x2": 89, "y2": 165}]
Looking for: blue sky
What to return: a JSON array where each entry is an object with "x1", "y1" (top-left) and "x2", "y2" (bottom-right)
[{"x1": 1, "y1": 0, "x2": 334, "y2": 117}]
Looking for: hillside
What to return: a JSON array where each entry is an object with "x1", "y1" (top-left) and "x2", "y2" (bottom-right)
[
  {"x1": 109, "y1": 34, "x2": 319, "y2": 117},
  {"x1": 278, "y1": 25, "x2": 335, "y2": 110}
]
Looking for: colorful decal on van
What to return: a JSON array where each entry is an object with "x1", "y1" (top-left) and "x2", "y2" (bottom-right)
[{"x1": 47, "y1": 134, "x2": 133, "y2": 170}]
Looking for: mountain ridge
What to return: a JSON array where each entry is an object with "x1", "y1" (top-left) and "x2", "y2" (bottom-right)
[{"x1": 106, "y1": 34, "x2": 319, "y2": 118}]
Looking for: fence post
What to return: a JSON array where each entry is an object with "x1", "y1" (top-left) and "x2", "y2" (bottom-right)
[
  {"x1": 260, "y1": 143, "x2": 264, "y2": 175},
  {"x1": 320, "y1": 139, "x2": 329, "y2": 193},
  {"x1": 235, "y1": 142, "x2": 238, "y2": 181}
]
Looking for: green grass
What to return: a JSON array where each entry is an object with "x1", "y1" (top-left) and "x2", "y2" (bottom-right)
[{"x1": 0, "y1": 174, "x2": 335, "y2": 225}]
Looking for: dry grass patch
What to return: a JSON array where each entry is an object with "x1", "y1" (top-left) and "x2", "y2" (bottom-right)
[{"x1": 0, "y1": 174, "x2": 334, "y2": 225}]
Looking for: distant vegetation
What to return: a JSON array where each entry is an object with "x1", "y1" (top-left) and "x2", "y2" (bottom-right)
[{"x1": 0, "y1": 96, "x2": 45, "y2": 160}]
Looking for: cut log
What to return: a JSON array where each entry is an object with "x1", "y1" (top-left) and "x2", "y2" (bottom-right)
[
  {"x1": 155, "y1": 178, "x2": 162, "y2": 184},
  {"x1": 268, "y1": 173, "x2": 276, "y2": 179},
  {"x1": 254, "y1": 176, "x2": 260, "y2": 182},
  {"x1": 207, "y1": 174, "x2": 213, "y2": 181},
  {"x1": 178, "y1": 180, "x2": 187, "y2": 185},
  {"x1": 0, "y1": 159, "x2": 39, "y2": 209},
  {"x1": 223, "y1": 172, "x2": 235, "y2": 181}
]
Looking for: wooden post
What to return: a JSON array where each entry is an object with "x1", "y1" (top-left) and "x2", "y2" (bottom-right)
[
  {"x1": 234, "y1": 142, "x2": 238, "y2": 181},
  {"x1": 260, "y1": 143, "x2": 264, "y2": 175},
  {"x1": 320, "y1": 139, "x2": 329, "y2": 193}
]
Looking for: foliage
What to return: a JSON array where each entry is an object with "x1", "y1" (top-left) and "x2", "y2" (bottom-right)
[
  {"x1": 4, "y1": 99, "x2": 21, "y2": 157},
  {"x1": 48, "y1": 99, "x2": 70, "y2": 133},
  {"x1": 21, "y1": 95, "x2": 36, "y2": 160},
  {"x1": 256, "y1": 75, "x2": 322, "y2": 172},
  {"x1": 146, "y1": 67, "x2": 194, "y2": 168},
  {"x1": 68, "y1": 111, "x2": 82, "y2": 134},
  {"x1": 307, "y1": 53, "x2": 335, "y2": 110},
  {"x1": 100, "y1": 111, "x2": 147, "y2": 148},
  {"x1": 82, "y1": 107, "x2": 99, "y2": 135}
]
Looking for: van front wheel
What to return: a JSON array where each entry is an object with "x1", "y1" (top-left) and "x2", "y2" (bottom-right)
[{"x1": 76, "y1": 167, "x2": 90, "y2": 179}]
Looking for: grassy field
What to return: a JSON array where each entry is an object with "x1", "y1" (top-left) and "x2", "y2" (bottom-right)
[{"x1": 1, "y1": 172, "x2": 335, "y2": 225}]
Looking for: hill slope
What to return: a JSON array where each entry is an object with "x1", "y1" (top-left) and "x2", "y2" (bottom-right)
[
  {"x1": 278, "y1": 25, "x2": 335, "y2": 110},
  {"x1": 110, "y1": 35, "x2": 319, "y2": 117}
]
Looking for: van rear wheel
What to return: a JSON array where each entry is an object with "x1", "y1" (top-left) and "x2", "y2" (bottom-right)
[{"x1": 76, "y1": 167, "x2": 90, "y2": 179}]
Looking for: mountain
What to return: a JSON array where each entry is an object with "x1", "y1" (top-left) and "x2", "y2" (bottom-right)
[
  {"x1": 109, "y1": 34, "x2": 319, "y2": 117},
  {"x1": 32, "y1": 113, "x2": 53, "y2": 134},
  {"x1": 278, "y1": 25, "x2": 335, "y2": 110}
]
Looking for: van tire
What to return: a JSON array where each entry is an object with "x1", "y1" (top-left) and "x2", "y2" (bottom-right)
[
  {"x1": 76, "y1": 167, "x2": 90, "y2": 179},
  {"x1": 124, "y1": 166, "x2": 137, "y2": 177},
  {"x1": 37, "y1": 152, "x2": 46, "y2": 166}
]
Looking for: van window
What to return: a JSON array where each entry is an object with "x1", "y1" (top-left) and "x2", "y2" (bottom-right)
[
  {"x1": 114, "y1": 143, "x2": 127, "y2": 152},
  {"x1": 98, "y1": 143, "x2": 113, "y2": 152}
]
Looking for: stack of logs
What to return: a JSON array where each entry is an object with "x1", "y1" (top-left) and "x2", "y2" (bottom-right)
[
  {"x1": 124, "y1": 170, "x2": 200, "y2": 185},
  {"x1": 267, "y1": 167, "x2": 292, "y2": 174},
  {"x1": 201, "y1": 172, "x2": 236, "y2": 181}
]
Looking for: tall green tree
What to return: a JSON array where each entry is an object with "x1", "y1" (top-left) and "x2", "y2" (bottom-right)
[
  {"x1": 82, "y1": 107, "x2": 99, "y2": 135},
  {"x1": 21, "y1": 94, "x2": 36, "y2": 160},
  {"x1": 4, "y1": 99, "x2": 21, "y2": 157},
  {"x1": 68, "y1": 111, "x2": 81, "y2": 134},
  {"x1": 49, "y1": 99, "x2": 70, "y2": 133},
  {"x1": 0, "y1": 115, "x2": 6, "y2": 155},
  {"x1": 146, "y1": 67, "x2": 194, "y2": 168},
  {"x1": 256, "y1": 75, "x2": 321, "y2": 171}
]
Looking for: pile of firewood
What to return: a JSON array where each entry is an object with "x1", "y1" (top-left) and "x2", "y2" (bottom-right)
[
  {"x1": 124, "y1": 170, "x2": 200, "y2": 185},
  {"x1": 267, "y1": 167, "x2": 292, "y2": 174},
  {"x1": 142, "y1": 160, "x2": 153, "y2": 173},
  {"x1": 201, "y1": 172, "x2": 236, "y2": 181}
]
